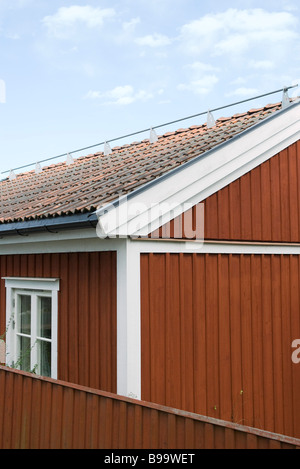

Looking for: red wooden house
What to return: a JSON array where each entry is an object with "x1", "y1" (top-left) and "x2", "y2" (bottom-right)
[{"x1": 0, "y1": 95, "x2": 300, "y2": 448}]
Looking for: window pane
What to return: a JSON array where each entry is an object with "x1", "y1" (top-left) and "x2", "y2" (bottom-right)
[
  {"x1": 37, "y1": 340, "x2": 51, "y2": 377},
  {"x1": 38, "y1": 297, "x2": 51, "y2": 339},
  {"x1": 17, "y1": 295, "x2": 31, "y2": 335},
  {"x1": 17, "y1": 336, "x2": 31, "y2": 372}
]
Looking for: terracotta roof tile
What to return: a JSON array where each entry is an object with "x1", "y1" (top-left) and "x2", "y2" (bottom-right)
[{"x1": 0, "y1": 101, "x2": 285, "y2": 224}]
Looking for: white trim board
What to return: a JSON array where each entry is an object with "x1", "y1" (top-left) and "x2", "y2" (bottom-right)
[
  {"x1": 0, "y1": 234, "x2": 121, "y2": 255},
  {"x1": 135, "y1": 240, "x2": 300, "y2": 255},
  {"x1": 3, "y1": 277, "x2": 60, "y2": 291},
  {"x1": 1, "y1": 231, "x2": 300, "y2": 255},
  {"x1": 97, "y1": 102, "x2": 300, "y2": 238},
  {"x1": 116, "y1": 239, "x2": 141, "y2": 399}
]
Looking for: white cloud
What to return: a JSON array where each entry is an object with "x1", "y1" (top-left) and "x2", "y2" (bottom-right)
[
  {"x1": 282, "y1": 2, "x2": 298, "y2": 12},
  {"x1": 179, "y1": 8, "x2": 299, "y2": 56},
  {"x1": 42, "y1": 5, "x2": 116, "y2": 39},
  {"x1": 230, "y1": 77, "x2": 247, "y2": 86},
  {"x1": 122, "y1": 17, "x2": 140, "y2": 33},
  {"x1": 85, "y1": 85, "x2": 153, "y2": 105},
  {"x1": 178, "y1": 75, "x2": 219, "y2": 95},
  {"x1": 178, "y1": 61, "x2": 220, "y2": 96},
  {"x1": 135, "y1": 33, "x2": 172, "y2": 47},
  {"x1": 185, "y1": 61, "x2": 220, "y2": 73},
  {"x1": 81, "y1": 62, "x2": 96, "y2": 77},
  {"x1": 214, "y1": 34, "x2": 250, "y2": 55},
  {"x1": 248, "y1": 60, "x2": 275, "y2": 70},
  {"x1": 226, "y1": 87, "x2": 259, "y2": 98},
  {"x1": 85, "y1": 90, "x2": 102, "y2": 99},
  {"x1": 6, "y1": 33, "x2": 20, "y2": 40}
]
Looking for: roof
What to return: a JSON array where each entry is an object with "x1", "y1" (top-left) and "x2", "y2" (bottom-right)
[{"x1": 0, "y1": 101, "x2": 286, "y2": 225}]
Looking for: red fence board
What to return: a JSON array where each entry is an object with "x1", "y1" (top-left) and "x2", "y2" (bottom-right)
[{"x1": 0, "y1": 366, "x2": 299, "y2": 449}]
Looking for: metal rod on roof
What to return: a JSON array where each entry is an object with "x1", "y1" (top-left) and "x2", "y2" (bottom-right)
[
  {"x1": 151, "y1": 84, "x2": 299, "y2": 130},
  {"x1": 1, "y1": 84, "x2": 298, "y2": 176}
]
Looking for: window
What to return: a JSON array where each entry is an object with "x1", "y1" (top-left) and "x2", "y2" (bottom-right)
[{"x1": 3, "y1": 278, "x2": 59, "y2": 379}]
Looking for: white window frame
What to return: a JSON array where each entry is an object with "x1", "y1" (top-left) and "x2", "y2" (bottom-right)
[{"x1": 3, "y1": 277, "x2": 59, "y2": 379}]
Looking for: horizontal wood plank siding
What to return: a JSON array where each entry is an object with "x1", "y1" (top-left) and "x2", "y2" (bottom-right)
[
  {"x1": 150, "y1": 141, "x2": 300, "y2": 243},
  {"x1": 0, "y1": 366, "x2": 299, "y2": 449},
  {"x1": 141, "y1": 252, "x2": 300, "y2": 440},
  {"x1": 0, "y1": 252, "x2": 116, "y2": 393}
]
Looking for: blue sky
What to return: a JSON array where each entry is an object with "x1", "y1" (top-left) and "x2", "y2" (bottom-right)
[{"x1": 1, "y1": 0, "x2": 300, "y2": 173}]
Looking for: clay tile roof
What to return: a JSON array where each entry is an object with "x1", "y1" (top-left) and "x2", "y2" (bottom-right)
[{"x1": 0, "y1": 101, "x2": 284, "y2": 224}]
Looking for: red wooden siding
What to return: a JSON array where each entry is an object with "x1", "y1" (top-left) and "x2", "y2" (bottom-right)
[
  {"x1": 0, "y1": 252, "x2": 116, "y2": 392},
  {"x1": 141, "y1": 252, "x2": 300, "y2": 440},
  {"x1": 0, "y1": 366, "x2": 299, "y2": 449},
  {"x1": 150, "y1": 141, "x2": 300, "y2": 242}
]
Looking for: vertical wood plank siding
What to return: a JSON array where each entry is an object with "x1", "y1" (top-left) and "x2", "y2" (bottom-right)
[
  {"x1": 150, "y1": 141, "x2": 300, "y2": 242},
  {"x1": 0, "y1": 252, "x2": 117, "y2": 393},
  {"x1": 0, "y1": 367, "x2": 299, "y2": 449},
  {"x1": 141, "y1": 253, "x2": 300, "y2": 440}
]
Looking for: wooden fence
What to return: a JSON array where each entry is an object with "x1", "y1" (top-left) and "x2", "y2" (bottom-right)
[{"x1": 0, "y1": 366, "x2": 299, "y2": 449}]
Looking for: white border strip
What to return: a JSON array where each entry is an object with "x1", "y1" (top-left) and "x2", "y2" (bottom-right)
[
  {"x1": 1, "y1": 232, "x2": 300, "y2": 255},
  {"x1": 135, "y1": 239, "x2": 300, "y2": 255},
  {"x1": 117, "y1": 239, "x2": 141, "y2": 399}
]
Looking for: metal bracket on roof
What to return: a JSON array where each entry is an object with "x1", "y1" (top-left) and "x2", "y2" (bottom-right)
[
  {"x1": 149, "y1": 127, "x2": 158, "y2": 143},
  {"x1": 44, "y1": 225, "x2": 58, "y2": 234},
  {"x1": 15, "y1": 229, "x2": 28, "y2": 237},
  {"x1": 87, "y1": 213, "x2": 98, "y2": 228},
  {"x1": 66, "y1": 153, "x2": 74, "y2": 165},
  {"x1": 9, "y1": 170, "x2": 16, "y2": 181},
  {"x1": 35, "y1": 162, "x2": 42, "y2": 174},
  {"x1": 282, "y1": 87, "x2": 291, "y2": 109},
  {"x1": 104, "y1": 142, "x2": 112, "y2": 156},
  {"x1": 207, "y1": 110, "x2": 216, "y2": 128}
]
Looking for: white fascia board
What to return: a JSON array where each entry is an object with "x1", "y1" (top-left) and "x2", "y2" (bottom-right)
[
  {"x1": 97, "y1": 102, "x2": 300, "y2": 237},
  {"x1": 0, "y1": 229, "x2": 122, "y2": 255}
]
